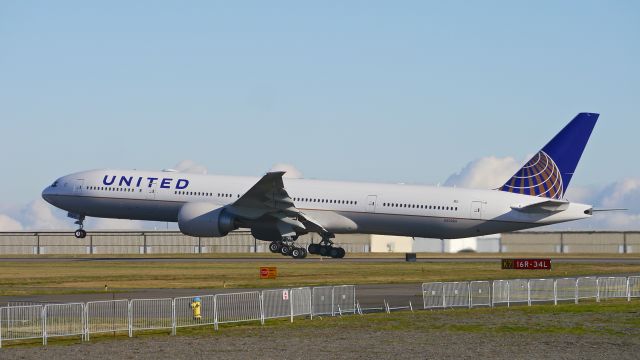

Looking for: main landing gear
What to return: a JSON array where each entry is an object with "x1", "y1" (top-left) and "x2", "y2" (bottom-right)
[
  {"x1": 307, "y1": 236, "x2": 345, "y2": 259},
  {"x1": 72, "y1": 214, "x2": 87, "y2": 239},
  {"x1": 269, "y1": 237, "x2": 308, "y2": 259}
]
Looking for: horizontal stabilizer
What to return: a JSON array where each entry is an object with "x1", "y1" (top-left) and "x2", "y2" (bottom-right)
[{"x1": 511, "y1": 199, "x2": 570, "y2": 213}]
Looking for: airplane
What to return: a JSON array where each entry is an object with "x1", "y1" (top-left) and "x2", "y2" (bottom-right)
[{"x1": 42, "y1": 113, "x2": 598, "y2": 259}]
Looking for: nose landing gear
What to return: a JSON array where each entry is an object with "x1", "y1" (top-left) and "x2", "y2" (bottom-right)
[{"x1": 69, "y1": 213, "x2": 87, "y2": 239}]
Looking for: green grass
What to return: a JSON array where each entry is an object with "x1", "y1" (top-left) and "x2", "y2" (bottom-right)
[{"x1": 1, "y1": 257, "x2": 639, "y2": 296}]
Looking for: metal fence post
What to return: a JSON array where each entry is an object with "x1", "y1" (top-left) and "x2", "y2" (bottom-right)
[
  {"x1": 553, "y1": 280, "x2": 558, "y2": 306},
  {"x1": 627, "y1": 277, "x2": 631, "y2": 302},
  {"x1": 290, "y1": 289, "x2": 294, "y2": 323},
  {"x1": 331, "y1": 287, "x2": 335, "y2": 317},
  {"x1": 442, "y1": 283, "x2": 446, "y2": 308},
  {"x1": 596, "y1": 278, "x2": 601, "y2": 302},
  {"x1": 575, "y1": 278, "x2": 579, "y2": 304},
  {"x1": 353, "y1": 286, "x2": 357, "y2": 315},
  {"x1": 82, "y1": 303, "x2": 88, "y2": 341},
  {"x1": 468, "y1": 282, "x2": 472, "y2": 309},
  {"x1": 309, "y1": 289, "x2": 313, "y2": 320},
  {"x1": 128, "y1": 300, "x2": 132, "y2": 338},
  {"x1": 214, "y1": 295, "x2": 218, "y2": 331},
  {"x1": 507, "y1": 281, "x2": 510, "y2": 307},
  {"x1": 42, "y1": 305, "x2": 47, "y2": 346},
  {"x1": 490, "y1": 281, "x2": 494, "y2": 308},
  {"x1": 171, "y1": 299, "x2": 176, "y2": 336},
  {"x1": 260, "y1": 293, "x2": 265, "y2": 325},
  {"x1": 527, "y1": 280, "x2": 531, "y2": 307}
]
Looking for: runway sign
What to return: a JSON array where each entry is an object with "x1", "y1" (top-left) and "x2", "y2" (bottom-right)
[
  {"x1": 501, "y1": 259, "x2": 551, "y2": 270},
  {"x1": 260, "y1": 267, "x2": 278, "y2": 279}
]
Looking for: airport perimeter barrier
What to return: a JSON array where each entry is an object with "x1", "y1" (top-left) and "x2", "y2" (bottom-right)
[
  {"x1": 422, "y1": 276, "x2": 640, "y2": 311},
  {"x1": 629, "y1": 276, "x2": 640, "y2": 301},
  {"x1": 0, "y1": 284, "x2": 352, "y2": 347},
  {"x1": 43, "y1": 303, "x2": 85, "y2": 345},
  {"x1": 85, "y1": 299, "x2": 129, "y2": 340},
  {"x1": 0, "y1": 305, "x2": 44, "y2": 347}
]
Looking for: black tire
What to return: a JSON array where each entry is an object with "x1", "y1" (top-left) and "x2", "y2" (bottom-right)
[
  {"x1": 74, "y1": 229, "x2": 86, "y2": 239},
  {"x1": 308, "y1": 244, "x2": 320, "y2": 255},
  {"x1": 319, "y1": 245, "x2": 330, "y2": 257},
  {"x1": 280, "y1": 245, "x2": 291, "y2": 256},
  {"x1": 300, "y1": 248, "x2": 308, "y2": 258},
  {"x1": 291, "y1": 248, "x2": 302, "y2": 258},
  {"x1": 269, "y1": 241, "x2": 281, "y2": 253},
  {"x1": 336, "y1": 248, "x2": 346, "y2": 258},
  {"x1": 329, "y1": 247, "x2": 340, "y2": 258}
]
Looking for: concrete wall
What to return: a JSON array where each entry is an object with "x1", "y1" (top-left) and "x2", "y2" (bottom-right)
[
  {"x1": 501, "y1": 232, "x2": 637, "y2": 254},
  {"x1": 0, "y1": 231, "x2": 372, "y2": 255}
]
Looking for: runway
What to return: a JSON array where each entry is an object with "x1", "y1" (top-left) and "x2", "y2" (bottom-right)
[{"x1": 2, "y1": 256, "x2": 640, "y2": 264}]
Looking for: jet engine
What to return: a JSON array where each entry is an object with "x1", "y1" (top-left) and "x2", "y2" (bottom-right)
[{"x1": 178, "y1": 202, "x2": 236, "y2": 237}]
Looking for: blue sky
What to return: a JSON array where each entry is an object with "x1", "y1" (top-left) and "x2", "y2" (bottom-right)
[{"x1": 1, "y1": 1, "x2": 639, "y2": 230}]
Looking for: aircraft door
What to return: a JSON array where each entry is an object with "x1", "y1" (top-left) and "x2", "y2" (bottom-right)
[
  {"x1": 470, "y1": 201, "x2": 483, "y2": 219},
  {"x1": 366, "y1": 195, "x2": 378, "y2": 213},
  {"x1": 74, "y1": 179, "x2": 85, "y2": 193},
  {"x1": 145, "y1": 181, "x2": 157, "y2": 200}
]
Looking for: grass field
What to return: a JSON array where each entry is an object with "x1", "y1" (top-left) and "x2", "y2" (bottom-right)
[{"x1": 0, "y1": 255, "x2": 639, "y2": 296}]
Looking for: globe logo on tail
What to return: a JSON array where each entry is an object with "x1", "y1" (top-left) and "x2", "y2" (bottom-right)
[{"x1": 499, "y1": 151, "x2": 564, "y2": 199}]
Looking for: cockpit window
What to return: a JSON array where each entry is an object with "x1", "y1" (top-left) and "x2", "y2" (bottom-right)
[{"x1": 51, "y1": 181, "x2": 58, "y2": 188}]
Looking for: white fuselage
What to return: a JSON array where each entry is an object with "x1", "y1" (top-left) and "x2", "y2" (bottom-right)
[{"x1": 42, "y1": 169, "x2": 592, "y2": 239}]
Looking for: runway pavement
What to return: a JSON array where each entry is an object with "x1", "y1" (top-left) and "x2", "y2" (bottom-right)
[{"x1": 2, "y1": 256, "x2": 640, "y2": 264}]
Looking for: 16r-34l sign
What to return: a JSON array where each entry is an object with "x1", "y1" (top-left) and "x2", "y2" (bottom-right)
[{"x1": 501, "y1": 259, "x2": 551, "y2": 270}]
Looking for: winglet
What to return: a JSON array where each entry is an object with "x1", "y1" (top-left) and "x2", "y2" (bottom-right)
[{"x1": 499, "y1": 113, "x2": 598, "y2": 199}]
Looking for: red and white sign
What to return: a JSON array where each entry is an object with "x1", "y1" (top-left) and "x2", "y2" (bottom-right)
[
  {"x1": 282, "y1": 290, "x2": 289, "y2": 301},
  {"x1": 502, "y1": 259, "x2": 551, "y2": 270}
]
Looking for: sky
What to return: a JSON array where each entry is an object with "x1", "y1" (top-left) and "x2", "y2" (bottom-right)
[{"x1": 1, "y1": 1, "x2": 639, "y2": 231}]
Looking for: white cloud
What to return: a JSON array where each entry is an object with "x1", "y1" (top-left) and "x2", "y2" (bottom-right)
[
  {"x1": 0, "y1": 215, "x2": 24, "y2": 231},
  {"x1": 20, "y1": 199, "x2": 72, "y2": 230},
  {"x1": 174, "y1": 160, "x2": 208, "y2": 174},
  {"x1": 269, "y1": 163, "x2": 303, "y2": 178},
  {"x1": 444, "y1": 156, "x2": 520, "y2": 189},
  {"x1": 444, "y1": 156, "x2": 640, "y2": 230}
]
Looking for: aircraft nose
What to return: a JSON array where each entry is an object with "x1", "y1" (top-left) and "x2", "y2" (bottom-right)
[{"x1": 42, "y1": 186, "x2": 54, "y2": 204}]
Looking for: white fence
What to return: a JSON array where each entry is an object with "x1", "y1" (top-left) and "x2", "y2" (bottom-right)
[
  {"x1": 43, "y1": 303, "x2": 85, "y2": 345},
  {"x1": 424, "y1": 276, "x2": 639, "y2": 310},
  {"x1": 469, "y1": 281, "x2": 491, "y2": 307},
  {"x1": 85, "y1": 300, "x2": 129, "y2": 340},
  {"x1": 0, "y1": 285, "x2": 347, "y2": 347},
  {"x1": 0, "y1": 305, "x2": 44, "y2": 347},
  {"x1": 1, "y1": 277, "x2": 639, "y2": 347}
]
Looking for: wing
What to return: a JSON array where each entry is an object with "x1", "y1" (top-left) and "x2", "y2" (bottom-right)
[{"x1": 225, "y1": 172, "x2": 328, "y2": 236}]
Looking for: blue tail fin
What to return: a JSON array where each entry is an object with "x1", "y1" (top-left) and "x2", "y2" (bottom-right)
[{"x1": 499, "y1": 112, "x2": 598, "y2": 199}]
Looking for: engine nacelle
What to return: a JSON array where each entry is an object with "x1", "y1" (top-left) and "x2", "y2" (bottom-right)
[{"x1": 178, "y1": 202, "x2": 236, "y2": 237}]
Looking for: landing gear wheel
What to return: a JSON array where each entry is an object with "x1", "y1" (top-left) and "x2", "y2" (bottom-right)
[
  {"x1": 291, "y1": 248, "x2": 302, "y2": 259},
  {"x1": 336, "y1": 248, "x2": 346, "y2": 258},
  {"x1": 308, "y1": 244, "x2": 320, "y2": 255},
  {"x1": 74, "y1": 229, "x2": 87, "y2": 239},
  {"x1": 280, "y1": 244, "x2": 292, "y2": 256},
  {"x1": 300, "y1": 248, "x2": 308, "y2": 258},
  {"x1": 329, "y1": 247, "x2": 340, "y2": 258},
  {"x1": 269, "y1": 241, "x2": 282, "y2": 253},
  {"x1": 319, "y1": 245, "x2": 330, "y2": 257}
]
